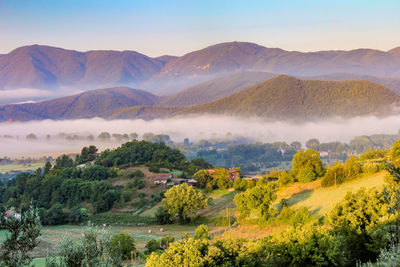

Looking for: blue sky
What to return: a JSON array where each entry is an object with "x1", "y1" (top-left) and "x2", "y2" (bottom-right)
[{"x1": 1, "y1": 0, "x2": 399, "y2": 56}]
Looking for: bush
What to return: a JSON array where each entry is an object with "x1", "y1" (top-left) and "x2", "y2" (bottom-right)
[
  {"x1": 149, "y1": 165, "x2": 160, "y2": 173},
  {"x1": 110, "y1": 232, "x2": 136, "y2": 260},
  {"x1": 129, "y1": 170, "x2": 144, "y2": 179},
  {"x1": 122, "y1": 189, "x2": 134, "y2": 202},
  {"x1": 155, "y1": 206, "x2": 173, "y2": 225},
  {"x1": 194, "y1": 225, "x2": 209, "y2": 240},
  {"x1": 278, "y1": 170, "x2": 295, "y2": 187},
  {"x1": 362, "y1": 162, "x2": 380, "y2": 174},
  {"x1": 81, "y1": 165, "x2": 109, "y2": 181},
  {"x1": 145, "y1": 239, "x2": 161, "y2": 254},
  {"x1": 46, "y1": 223, "x2": 123, "y2": 266},
  {"x1": 321, "y1": 162, "x2": 346, "y2": 187},
  {"x1": 275, "y1": 207, "x2": 316, "y2": 227},
  {"x1": 160, "y1": 236, "x2": 174, "y2": 249}
]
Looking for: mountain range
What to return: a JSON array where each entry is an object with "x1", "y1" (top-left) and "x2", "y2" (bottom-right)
[
  {"x1": 1, "y1": 42, "x2": 400, "y2": 96},
  {"x1": 1, "y1": 75, "x2": 399, "y2": 122}
]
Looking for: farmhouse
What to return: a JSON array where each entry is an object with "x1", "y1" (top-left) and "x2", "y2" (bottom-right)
[
  {"x1": 4, "y1": 209, "x2": 21, "y2": 220},
  {"x1": 154, "y1": 173, "x2": 172, "y2": 184},
  {"x1": 186, "y1": 179, "x2": 198, "y2": 186}
]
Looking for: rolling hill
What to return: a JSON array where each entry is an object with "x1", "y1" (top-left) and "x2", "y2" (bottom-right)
[
  {"x1": 1, "y1": 75, "x2": 400, "y2": 122},
  {"x1": 159, "y1": 71, "x2": 277, "y2": 106},
  {"x1": 0, "y1": 87, "x2": 159, "y2": 121},
  {"x1": 182, "y1": 75, "x2": 400, "y2": 120}
]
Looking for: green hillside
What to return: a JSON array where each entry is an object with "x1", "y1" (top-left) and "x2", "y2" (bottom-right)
[
  {"x1": 278, "y1": 171, "x2": 387, "y2": 216},
  {"x1": 183, "y1": 75, "x2": 400, "y2": 120}
]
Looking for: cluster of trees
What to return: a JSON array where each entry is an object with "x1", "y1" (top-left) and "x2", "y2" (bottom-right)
[
  {"x1": 146, "y1": 161, "x2": 400, "y2": 266},
  {"x1": 305, "y1": 134, "x2": 399, "y2": 161},
  {"x1": 193, "y1": 168, "x2": 235, "y2": 191},
  {"x1": 97, "y1": 140, "x2": 189, "y2": 171},
  {"x1": 196, "y1": 142, "x2": 298, "y2": 172}
]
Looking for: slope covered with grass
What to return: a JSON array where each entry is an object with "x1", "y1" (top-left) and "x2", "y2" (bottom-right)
[{"x1": 278, "y1": 171, "x2": 387, "y2": 216}]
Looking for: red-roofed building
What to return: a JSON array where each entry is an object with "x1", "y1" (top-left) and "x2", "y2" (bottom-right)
[{"x1": 4, "y1": 209, "x2": 21, "y2": 220}]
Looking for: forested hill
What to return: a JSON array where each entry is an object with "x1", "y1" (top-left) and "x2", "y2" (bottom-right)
[
  {"x1": 181, "y1": 75, "x2": 400, "y2": 120},
  {"x1": 1, "y1": 75, "x2": 400, "y2": 121}
]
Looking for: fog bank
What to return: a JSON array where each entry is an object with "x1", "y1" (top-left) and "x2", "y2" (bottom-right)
[{"x1": 1, "y1": 115, "x2": 400, "y2": 158}]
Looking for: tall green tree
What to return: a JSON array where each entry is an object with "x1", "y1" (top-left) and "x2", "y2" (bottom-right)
[
  {"x1": 162, "y1": 183, "x2": 210, "y2": 223},
  {"x1": 234, "y1": 184, "x2": 276, "y2": 222},
  {"x1": 291, "y1": 149, "x2": 324, "y2": 183}
]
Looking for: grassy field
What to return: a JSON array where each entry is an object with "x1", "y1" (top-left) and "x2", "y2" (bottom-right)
[
  {"x1": 277, "y1": 171, "x2": 387, "y2": 216},
  {"x1": 1, "y1": 224, "x2": 220, "y2": 266},
  {"x1": 0, "y1": 162, "x2": 44, "y2": 173}
]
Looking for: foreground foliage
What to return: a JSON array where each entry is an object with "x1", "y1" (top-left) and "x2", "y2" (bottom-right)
[{"x1": 0, "y1": 206, "x2": 41, "y2": 267}]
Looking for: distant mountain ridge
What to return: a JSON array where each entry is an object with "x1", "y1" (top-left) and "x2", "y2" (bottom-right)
[
  {"x1": 1, "y1": 76, "x2": 399, "y2": 122},
  {"x1": 0, "y1": 86, "x2": 158, "y2": 121},
  {"x1": 1, "y1": 42, "x2": 400, "y2": 96},
  {"x1": 0, "y1": 45, "x2": 164, "y2": 90}
]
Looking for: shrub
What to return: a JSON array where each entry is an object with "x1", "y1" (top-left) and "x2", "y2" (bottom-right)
[
  {"x1": 321, "y1": 162, "x2": 346, "y2": 187},
  {"x1": 122, "y1": 189, "x2": 134, "y2": 202},
  {"x1": 362, "y1": 162, "x2": 380, "y2": 174},
  {"x1": 194, "y1": 225, "x2": 210, "y2": 240},
  {"x1": 278, "y1": 170, "x2": 295, "y2": 187},
  {"x1": 129, "y1": 170, "x2": 144, "y2": 179},
  {"x1": 155, "y1": 206, "x2": 173, "y2": 225},
  {"x1": 110, "y1": 232, "x2": 136, "y2": 260},
  {"x1": 145, "y1": 239, "x2": 161, "y2": 254}
]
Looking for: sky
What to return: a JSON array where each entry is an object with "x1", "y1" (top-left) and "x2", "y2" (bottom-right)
[{"x1": 1, "y1": 0, "x2": 399, "y2": 57}]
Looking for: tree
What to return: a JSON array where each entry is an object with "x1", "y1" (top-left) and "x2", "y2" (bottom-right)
[
  {"x1": 194, "y1": 225, "x2": 209, "y2": 240},
  {"x1": 145, "y1": 239, "x2": 161, "y2": 254},
  {"x1": 0, "y1": 206, "x2": 41, "y2": 267},
  {"x1": 129, "y1": 133, "x2": 138, "y2": 140},
  {"x1": 110, "y1": 232, "x2": 136, "y2": 260},
  {"x1": 81, "y1": 165, "x2": 108, "y2": 181},
  {"x1": 234, "y1": 184, "x2": 276, "y2": 222},
  {"x1": 291, "y1": 149, "x2": 324, "y2": 183},
  {"x1": 162, "y1": 183, "x2": 210, "y2": 223},
  {"x1": 290, "y1": 141, "x2": 302, "y2": 151},
  {"x1": 343, "y1": 155, "x2": 362, "y2": 179},
  {"x1": 54, "y1": 154, "x2": 74, "y2": 170},
  {"x1": 321, "y1": 162, "x2": 346, "y2": 187},
  {"x1": 306, "y1": 138, "x2": 320, "y2": 150},
  {"x1": 391, "y1": 139, "x2": 400, "y2": 166},
  {"x1": 193, "y1": 169, "x2": 212, "y2": 188},
  {"x1": 97, "y1": 132, "x2": 111, "y2": 140},
  {"x1": 277, "y1": 170, "x2": 295, "y2": 187},
  {"x1": 76, "y1": 145, "x2": 98, "y2": 164},
  {"x1": 44, "y1": 161, "x2": 52, "y2": 175},
  {"x1": 327, "y1": 187, "x2": 388, "y2": 234},
  {"x1": 26, "y1": 133, "x2": 38, "y2": 140}
]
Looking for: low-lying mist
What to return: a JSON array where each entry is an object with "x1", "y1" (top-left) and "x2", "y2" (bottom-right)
[{"x1": 1, "y1": 115, "x2": 400, "y2": 158}]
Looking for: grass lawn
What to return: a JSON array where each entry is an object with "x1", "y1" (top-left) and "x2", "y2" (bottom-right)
[
  {"x1": 159, "y1": 168, "x2": 183, "y2": 177},
  {"x1": 0, "y1": 223, "x2": 219, "y2": 263},
  {"x1": 0, "y1": 162, "x2": 44, "y2": 173},
  {"x1": 280, "y1": 171, "x2": 387, "y2": 216}
]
